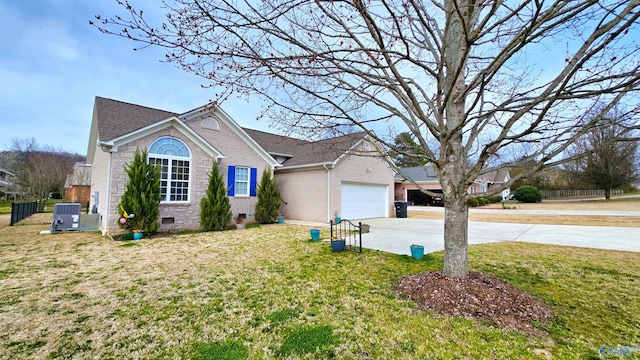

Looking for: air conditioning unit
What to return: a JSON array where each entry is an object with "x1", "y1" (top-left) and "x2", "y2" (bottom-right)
[{"x1": 51, "y1": 203, "x2": 82, "y2": 232}]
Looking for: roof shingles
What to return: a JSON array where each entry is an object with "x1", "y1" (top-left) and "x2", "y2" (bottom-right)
[
  {"x1": 96, "y1": 97, "x2": 176, "y2": 141},
  {"x1": 94, "y1": 97, "x2": 366, "y2": 167}
]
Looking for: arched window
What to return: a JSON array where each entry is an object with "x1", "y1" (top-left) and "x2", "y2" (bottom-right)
[
  {"x1": 201, "y1": 116, "x2": 220, "y2": 130},
  {"x1": 148, "y1": 137, "x2": 191, "y2": 202}
]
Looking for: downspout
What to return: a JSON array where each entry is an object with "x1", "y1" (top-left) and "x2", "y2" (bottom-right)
[
  {"x1": 323, "y1": 164, "x2": 331, "y2": 223},
  {"x1": 103, "y1": 151, "x2": 113, "y2": 236}
]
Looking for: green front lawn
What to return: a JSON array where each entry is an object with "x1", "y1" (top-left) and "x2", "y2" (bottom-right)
[{"x1": 0, "y1": 215, "x2": 638, "y2": 359}]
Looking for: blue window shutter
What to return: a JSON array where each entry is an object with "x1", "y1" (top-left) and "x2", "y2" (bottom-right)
[
  {"x1": 250, "y1": 168, "x2": 257, "y2": 196},
  {"x1": 227, "y1": 166, "x2": 235, "y2": 196}
]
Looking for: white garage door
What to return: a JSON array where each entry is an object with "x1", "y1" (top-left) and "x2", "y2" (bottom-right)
[{"x1": 340, "y1": 183, "x2": 388, "y2": 220}]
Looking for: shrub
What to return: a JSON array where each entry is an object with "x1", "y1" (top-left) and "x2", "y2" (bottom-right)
[
  {"x1": 255, "y1": 168, "x2": 281, "y2": 224},
  {"x1": 513, "y1": 185, "x2": 542, "y2": 203},
  {"x1": 118, "y1": 148, "x2": 161, "y2": 233},
  {"x1": 488, "y1": 195, "x2": 503, "y2": 203},
  {"x1": 467, "y1": 198, "x2": 479, "y2": 207},
  {"x1": 478, "y1": 198, "x2": 489, "y2": 206},
  {"x1": 200, "y1": 161, "x2": 232, "y2": 231}
]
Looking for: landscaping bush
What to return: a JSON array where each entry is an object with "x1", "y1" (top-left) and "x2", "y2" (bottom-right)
[
  {"x1": 119, "y1": 148, "x2": 161, "y2": 233},
  {"x1": 513, "y1": 186, "x2": 542, "y2": 203},
  {"x1": 478, "y1": 198, "x2": 489, "y2": 206},
  {"x1": 467, "y1": 198, "x2": 479, "y2": 207},
  {"x1": 488, "y1": 195, "x2": 503, "y2": 203},
  {"x1": 200, "y1": 161, "x2": 232, "y2": 231},
  {"x1": 255, "y1": 168, "x2": 281, "y2": 224}
]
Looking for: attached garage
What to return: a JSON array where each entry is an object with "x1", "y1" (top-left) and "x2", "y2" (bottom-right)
[{"x1": 340, "y1": 182, "x2": 388, "y2": 219}]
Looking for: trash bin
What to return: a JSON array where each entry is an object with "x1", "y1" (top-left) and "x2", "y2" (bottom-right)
[
  {"x1": 310, "y1": 229, "x2": 320, "y2": 241},
  {"x1": 394, "y1": 201, "x2": 408, "y2": 218}
]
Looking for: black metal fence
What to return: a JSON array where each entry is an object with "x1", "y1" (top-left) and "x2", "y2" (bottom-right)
[
  {"x1": 330, "y1": 219, "x2": 363, "y2": 253},
  {"x1": 10, "y1": 201, "x2": 38, "y2": 226}
]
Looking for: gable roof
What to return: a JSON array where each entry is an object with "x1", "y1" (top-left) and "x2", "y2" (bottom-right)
[
  {"x1": 244, "y1": 129, "x2": 368, "y2": 168},
  {"x1": 90, "y1": 97, "x2": 372, "y2": 169},
  {"x1": 95, "y1": 97, "x2": 177, "y2": 141},
  {"x1": 395, "y1": 164, "x2": 438, "y2": 182},
  {"x1": 477, "y1": 169, "x2": 511, "y2": 184}
]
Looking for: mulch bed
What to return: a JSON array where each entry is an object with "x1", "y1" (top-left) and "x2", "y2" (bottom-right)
[{"x1": 396, "y1": 271, "x2": 553, "y2": 334}]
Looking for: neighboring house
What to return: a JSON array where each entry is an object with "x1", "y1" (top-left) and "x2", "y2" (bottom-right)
[
  {"x1": 395, "y1": 164, "x2": 511, "y2": 204},
  {"x1": 470, "y1": 169, "x2": 511, "y2": 199},
  {"x1": 64, "y1": 163, "x2": 92, "y2": 205},
  {"x1": 394, "y1": 165, "x2": 442, "y2": 205},
  {"x1": 0, "y1": 168, "x2": 19, "y2": 201},
  {"x1": 87, "y1": 97, "x2": 394, "y2": 235}
]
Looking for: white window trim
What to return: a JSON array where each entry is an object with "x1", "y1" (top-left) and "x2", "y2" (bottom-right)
[
  {"x1": 148, "y1": 137, "x2": 192, "y2": 204},
  {"x1": 234, "y1": 166, "x2": 250, "y2": 197}
]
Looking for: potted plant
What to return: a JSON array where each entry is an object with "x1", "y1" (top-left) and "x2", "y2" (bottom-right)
[
  {"x1": 331, "y1": 236, "x2": 346, "y2": 252},
  {"x1": 132, "y1": 229, "x2": 144, "y2": 240},
  {"x1": 118, "y1": 206, "x2": 143, "y2": 240},
  {"x1": 410, "y1": 244, "x2": 425, "y2": 260}
]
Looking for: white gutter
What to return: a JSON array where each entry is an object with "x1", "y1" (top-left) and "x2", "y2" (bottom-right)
[
  {"x1": 323, "y1": 164, "x2": 331, "y2": 223},
  {"x1": 275, "y1": 162, "x2": 335, "y2": 172}
]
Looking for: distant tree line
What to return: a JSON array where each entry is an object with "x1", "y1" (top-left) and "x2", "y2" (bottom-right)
[{"x1": 0, "y1": 138, "x2": 85, "y2": 210}]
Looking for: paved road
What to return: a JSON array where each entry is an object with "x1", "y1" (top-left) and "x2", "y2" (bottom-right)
[{"x1": 409, "y1": 205, "x2": 640, "y2": 217}]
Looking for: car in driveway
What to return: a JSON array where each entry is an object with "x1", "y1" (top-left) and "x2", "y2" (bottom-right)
[{"x1": 431, "y1": 190, "x2": 444, "y2": 206}]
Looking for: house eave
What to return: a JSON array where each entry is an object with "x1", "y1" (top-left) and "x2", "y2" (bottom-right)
[
  {"x1": 275, "y1": 162, "x2": 335, "y2": 173},
  {"x1": 180, "y1": 104, "x2": 281, "y2": 168},
  {"x1": 102, "y1": 117, "x2": 226, "y2": 160}
]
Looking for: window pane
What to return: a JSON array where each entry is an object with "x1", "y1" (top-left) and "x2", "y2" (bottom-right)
[
  {"x1": 236, "y1": 182, "x2": 248, "y2": 195},
  {"x1": 236, "y1": 167, "x2": 248, "y2": 181},
  {"x1": 149, "y1": 151, "x2": 189, "y2": 203}
]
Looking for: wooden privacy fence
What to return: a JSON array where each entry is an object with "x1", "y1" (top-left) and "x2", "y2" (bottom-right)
[
  {"x1": 10, "y1": 201, "x2": 38, "y2": 226},
  {"x1": 540, "y1": 189, "x2": 623, "y2": 198}
]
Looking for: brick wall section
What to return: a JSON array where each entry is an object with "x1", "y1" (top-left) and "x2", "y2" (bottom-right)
[
  {"x1": 64, "y1": 186, "x2": 91, "y2": 204},
  {"x1": 96, "y1": 116, "x2": 271, "y2": 234},
  {"x1": 184, "y1": 115, "x2": 271, "y2": 224},
  {"x1": 276, "y1": 168, "x2": 328, "y2": 222}
]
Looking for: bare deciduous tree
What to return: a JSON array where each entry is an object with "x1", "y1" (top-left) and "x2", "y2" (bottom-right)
[
  {"x1": 11, "y1": 138, "x2": 84, "y2": 211},
  {"x1": 94, "y1": 0, "x2": 640, "y2": 278},
  {"x1": 568, "y1": 109, "x2": 638, "y2": 199}
]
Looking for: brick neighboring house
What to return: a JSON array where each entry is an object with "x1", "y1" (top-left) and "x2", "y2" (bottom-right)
[
  {"x1": 395, "y1": 164, "x2": 511, "y2": 205},
  {"x1": 86, "y1": 97, "x2": 395, "y2": 235},
  {"x1": 64, "y1": 163, "x2": 92, "y2": 205}
]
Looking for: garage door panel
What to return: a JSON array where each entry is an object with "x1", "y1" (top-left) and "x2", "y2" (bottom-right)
[{"x1": 341, "y1": 183, "x2": 387, "y2": 219}]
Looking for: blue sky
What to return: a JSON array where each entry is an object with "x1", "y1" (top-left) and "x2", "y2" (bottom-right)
[{"x1": 0, "y1": 0, "x2": 267, "y2": 156}]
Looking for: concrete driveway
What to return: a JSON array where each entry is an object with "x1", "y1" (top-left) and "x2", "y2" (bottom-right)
[{"x1": 360, "y1": 217, "x2": 640, "y2": 255}]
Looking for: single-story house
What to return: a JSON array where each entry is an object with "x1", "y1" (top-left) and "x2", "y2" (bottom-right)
[
  {"x1": 395, "y1": 164, "x2": 511, "y2": 204},
  {"x1": 394, "y1": 165, "x2": 442, "y2": 205},
  {"x1": 469, "y1": 168, "x2": 511, "y2": 199},
  {"x1": 86, "y1": 97, "x2": 395, "y2": 235}
]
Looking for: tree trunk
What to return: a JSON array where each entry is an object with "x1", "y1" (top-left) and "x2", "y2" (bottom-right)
[
  {"x1": 440, "y1": 0, "x2": 472, "y2": 278},
  {"x1": 442, "y1": 194, "x2": 469, "y2": 278},
  {"x1": 604, "y1": 188, "x2": 611, "y2": 200}
]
